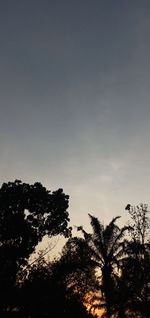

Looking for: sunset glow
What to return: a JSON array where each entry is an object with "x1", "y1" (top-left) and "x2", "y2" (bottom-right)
[{"x1": 84, "y1": 292, "x2": 106, "y2": 318}]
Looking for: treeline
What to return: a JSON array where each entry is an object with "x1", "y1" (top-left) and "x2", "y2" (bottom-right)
[{"x1": 0, "y1": 180, "x2": 149, "y2": 317}]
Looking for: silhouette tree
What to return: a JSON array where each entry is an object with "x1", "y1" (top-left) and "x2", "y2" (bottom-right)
[
  {"x1": 77, "y1": 215, "x2": 129, "y2": 318},
  {"x1": 0, "y1": 180, "x2": 71, "y2": 313},
  {"x1": 20, "y1": 256, "x2": 96, "y2": 318},
  {"x1": 125, "y1": 203, "x2": 150, "y2": 245},
  {"x1": 123, "y1": 204, "x2": 150, "y2": 318},
  {"x1": 60, "y1": 237, "x2": 99, "y2": 300}
]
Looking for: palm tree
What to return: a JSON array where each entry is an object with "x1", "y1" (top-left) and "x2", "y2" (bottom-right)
[{"x1": 76, "y1": 214, "x2": 129, "y2": 318}]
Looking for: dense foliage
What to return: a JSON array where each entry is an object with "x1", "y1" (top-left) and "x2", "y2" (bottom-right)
[
  {"x1": 0, "y1": 180, "x2": 149, "y2": 317},
  {"x1": 0, "y1": 180, "x2": 71, "y2": 314}
]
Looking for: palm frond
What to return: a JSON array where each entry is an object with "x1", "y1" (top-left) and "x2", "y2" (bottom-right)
[
  {"x1": 88, "y1": 214, "x2": 109, "y2": 260},
  {"x1": 108, "y1": 226, "x2": 130, "y2": 260},
  {"x1": 88, "y1": 243, "x2": 104, "y2": 266},
  {"x1": 88, "y1": 214, "x2": 104, "y2": 242},
  {"x1": 103, "y1": 216, "x2": 121, "y2": 253}
]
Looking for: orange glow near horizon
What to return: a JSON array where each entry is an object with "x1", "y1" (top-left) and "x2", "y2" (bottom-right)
[{"x1": 84, "y1": 292, "x2": 106, "y2": 318}]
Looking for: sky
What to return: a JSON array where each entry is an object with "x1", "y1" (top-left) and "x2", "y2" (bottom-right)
[{"x1": 1, "y1": 0, "x2": 150, "y2": 236}]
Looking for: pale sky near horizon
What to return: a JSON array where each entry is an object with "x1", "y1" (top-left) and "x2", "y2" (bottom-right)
[{"x1": 1, "y1": 0, "x2": 150, "y2": 236}]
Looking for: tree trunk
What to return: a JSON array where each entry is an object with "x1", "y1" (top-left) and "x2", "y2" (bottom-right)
[{"x1": 102, "y1": 266, "x2": 112, "y2": 318}]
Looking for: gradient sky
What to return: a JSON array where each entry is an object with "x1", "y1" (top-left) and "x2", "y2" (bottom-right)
[{"x1": 1, "y1": 1, "x2": 150, "y2": 235}]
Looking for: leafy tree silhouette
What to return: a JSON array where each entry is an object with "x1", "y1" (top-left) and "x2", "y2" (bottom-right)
[
  {"x1": 20, "y1": 256, "x2": 96, "y2": 318},
  {"x1": 60, "y1": 237, "x2": 99, "y2": 300},
  {"x1": 122, "y1": 204, "x2": 150, "y2": 318},
  {"x1": 0, "y1": 180, "x2": 71, "y2": 313},
  {"x1": 0, "y1": 179, "x2": 149, "y2": 318}
]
